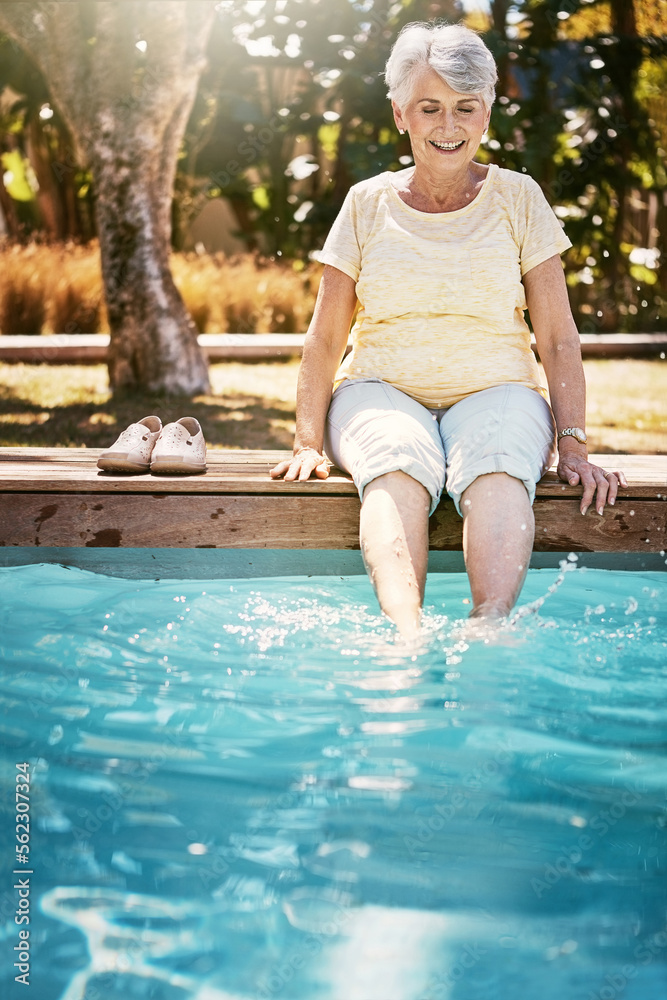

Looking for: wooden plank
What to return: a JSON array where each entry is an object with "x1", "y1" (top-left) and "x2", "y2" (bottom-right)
[
  {"x1": 0, "y1": 492, "x2": 664, "y2": 551},
  {"x1": 0, "y1": 447, "x2": 290, "y2": 466},
  {"x1": 0, "y1": 334, "x2": 110, "y2": 364},
  {"x1": 201, "y1": 333, "x2": 307, "y2": 360},
  {"x1": 432, "y1": 500, "x2": 666, "y2": 552},
  {"x1": 0, "y1": 447, "x2": 660, "y2": 475},
  {"x1": 0, "y1": 462, "x2": 358, "y2": 495},
  {"x1": 0, "y1": 450, "x2": 664, "y2": 497},
  {"x1": 572, "y1": 333, "x2": 667, "y2": 359},
  {"x1": 0, "y1": 494, "x2": 362, "y2": 549},
  {"x1": 0, "y1": 449, "x2": 664, "y2": 553},
  {"x1": 0, "y1": 334, "x2": 309, "y2": 364},
  {"x1": 1, "y1": 332, "x2": 666, "y2": 363},
  {"x1": 0, "y1": 472, "x2": 359, "y2": 495}
]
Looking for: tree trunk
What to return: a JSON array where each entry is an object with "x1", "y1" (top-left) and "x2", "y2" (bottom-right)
[
  {"x1": 87, "y1": 2, "x2": 214, "y2": 392},
  {"x1": 0, "y1": 1, "x2": 217, "y2": 394},
  {"x1": 606, "y1": 0, "x2": 642, "y2": 329},
  {"x1": 54, "y1": 119, "x2": 87, "y2": 241},
  {"x1": 26, "y1": 117, "x2": 65, "y2": 240},
  {"x1": 490, "y1": 0, "x2": 511, "y2": 98},
  {"x1": 0, "y1": 172, "x2": 21, "y2": 240},
  {"x1": 93, "y1": 146, "x2": 208, "y2": 391}
]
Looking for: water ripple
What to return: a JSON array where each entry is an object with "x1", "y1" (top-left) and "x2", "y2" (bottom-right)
[{"x1": 1, "y1": 563, "x2": 666, "y2": 999}]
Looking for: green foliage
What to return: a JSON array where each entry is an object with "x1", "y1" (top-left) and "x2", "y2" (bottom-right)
[
  {"x1": 0, "y1": 32, "x2": 94, "y2": 240},
  {"x1": 180, "y1": 0, "x2": 459, "y2": 258},
  {"x1": 1, "y1": 0, "x2": 665, "y2": 330},
  {"x1": 481, "y1": 0, "x2": 666, "y2": 331},
  {"x1": 173, "y1": 0, "x2": 664, "y2": 328}
]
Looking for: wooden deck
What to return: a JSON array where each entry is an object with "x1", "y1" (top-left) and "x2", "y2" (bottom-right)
[
  {"x1": 0, "y1": 449, "x2": 664, "y2": 552},
  {"x1": 0, "y1": 332, "x2": 666, "y2": 364}
]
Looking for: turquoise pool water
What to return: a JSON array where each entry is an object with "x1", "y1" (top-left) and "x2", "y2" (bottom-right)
[{"x1": 1, "y1": 562, "x2": 666, "y2": 1000}]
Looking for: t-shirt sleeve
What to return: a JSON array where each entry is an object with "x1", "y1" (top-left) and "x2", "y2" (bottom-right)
[
  {"x1": 312, "y1": 187, "x2": 362, "y2": 282},
  {"x1": 518, "y1": 176, "x2": 572, "y2": 276}
]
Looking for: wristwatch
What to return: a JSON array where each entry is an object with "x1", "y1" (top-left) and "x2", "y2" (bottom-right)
[{"x1": 558, "y1": 427, "x2": 587, "y2": 444}]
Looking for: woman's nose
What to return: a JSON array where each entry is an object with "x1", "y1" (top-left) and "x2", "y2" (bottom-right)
[{"x1": 442, "y1": 110, "x2": 457, "y2": 133}]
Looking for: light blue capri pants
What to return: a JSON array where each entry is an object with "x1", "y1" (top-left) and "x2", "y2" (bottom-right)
[{"x1": 324, "y1": 378, "x2": 557, "y2": 516}]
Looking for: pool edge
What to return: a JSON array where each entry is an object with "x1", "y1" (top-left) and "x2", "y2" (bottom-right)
[{"x1": 0, "y1": 548, "x2": 664, "y2": 579}]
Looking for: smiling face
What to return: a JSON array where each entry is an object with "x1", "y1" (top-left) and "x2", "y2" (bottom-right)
[{"x1": 393, "y1": 66, "x2": 491, "y2": 177}]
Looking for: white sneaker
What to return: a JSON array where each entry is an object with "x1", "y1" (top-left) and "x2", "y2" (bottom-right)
[
  {"x1": 150, "y1": 417, "x2": 207, "y2": 474},
  {"x1": 97, "y1": 416, "x2": 162, "y2": 473}
]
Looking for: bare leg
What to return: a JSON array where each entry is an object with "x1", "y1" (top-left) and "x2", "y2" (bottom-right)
[
  {"x1": 461, "y1": 472, "x2": 534, "y2": 618},
  {"x1": 359, "y1": 471, "x2": 431, "y2": 636}
]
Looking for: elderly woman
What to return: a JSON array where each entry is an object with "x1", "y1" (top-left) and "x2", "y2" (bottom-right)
[{"x1": 271, "y1": 21, "x2": 626, "y2": 636}]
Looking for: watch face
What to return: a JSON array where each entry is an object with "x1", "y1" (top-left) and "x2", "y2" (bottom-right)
[{"x1": 560, "y1": 428, "x2": 587, "y2": 444}]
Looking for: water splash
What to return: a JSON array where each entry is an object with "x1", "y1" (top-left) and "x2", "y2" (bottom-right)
[{"x1": 509, "y1": 552, "x2": 580, "y2": 623}]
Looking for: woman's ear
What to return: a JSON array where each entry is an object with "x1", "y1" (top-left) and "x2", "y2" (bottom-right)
[{"x1": 392, "y1": 100, "x2": 406, "y2": 135}]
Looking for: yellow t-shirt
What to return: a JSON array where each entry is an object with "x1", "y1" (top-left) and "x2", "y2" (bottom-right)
[{"x1": 315, "y1": 163, "x2": 572, "y2": 408}]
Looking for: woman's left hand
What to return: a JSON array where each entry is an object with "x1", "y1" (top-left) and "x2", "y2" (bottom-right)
[{"x1": 558, "y1": 451, "x2": 628, "y2": 516}]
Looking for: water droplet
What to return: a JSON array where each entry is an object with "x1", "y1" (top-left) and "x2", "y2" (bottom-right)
[
  {"x1": 500, "y1": 935, "x2": 518, "y2": 948},
  {"x1": 48, "y1": 724, "x2": 64, "y2": 746}
]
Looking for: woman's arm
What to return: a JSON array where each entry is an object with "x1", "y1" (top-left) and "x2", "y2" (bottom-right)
[
  {"x1": 523, "y1": 255, "x2": 627, "y2": 515},
  {"x1": 270, "y1": 265, "x2": 357, "y2": 481}
]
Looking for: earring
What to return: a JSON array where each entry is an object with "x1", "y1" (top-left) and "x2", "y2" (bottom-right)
[{"x1": 399, "y1": 128, "x2": 405, "y2": 135}]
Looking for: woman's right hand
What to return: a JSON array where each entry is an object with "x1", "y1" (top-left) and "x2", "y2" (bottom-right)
[
  {"x1": 270, "y1": 446, "x2": 329, "y2": 482},
  {"x1": 270, "y1": 265, "x2": 356, "y2": 485}
]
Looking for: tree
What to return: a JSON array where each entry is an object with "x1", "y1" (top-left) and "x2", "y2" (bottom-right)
[
  {"x1": 0, "y1": 1, "x2": 217, "y2": 393},
  {"x1": 185, "y1": 0, "x2": 461, "y2": 259},
  {"x1": 0, "y1": 31, "x2": 92, "y2": 242},
  {"x1": 482, "y1": 0, "x2": 666, "y2": 332}
]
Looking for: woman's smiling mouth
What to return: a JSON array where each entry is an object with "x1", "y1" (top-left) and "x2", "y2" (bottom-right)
[{"x1": 429, "y1": 139, "x2": 465, "y2": 150}]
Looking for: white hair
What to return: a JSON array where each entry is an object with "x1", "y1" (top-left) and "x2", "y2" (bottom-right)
[{"x1": 385, "y1": 22, "x2": 497, "y2": 112}]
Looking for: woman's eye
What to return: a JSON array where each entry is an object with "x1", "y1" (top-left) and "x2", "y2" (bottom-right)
[
  {"x1": 458, "y1": 108, "x2": 474, "y2": 114},
  {"x1": 423, "y1": 108, "x2": 439, "y2": 114}
]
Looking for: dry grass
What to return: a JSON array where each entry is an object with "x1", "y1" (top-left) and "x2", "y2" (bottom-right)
[
  {"x1": 0, "y1": 245, "x2": 49, "y2": 335},
  {"x1": 577, "y1": 359, "x2": 667, "y2": 454},
  {"x1": 172, "y1": 255, "x2": 320, "y2": 334},
  {"x1": 0, "y1": 242, "x2": 321, "y2": 336},
  {"x1": 0, "y1": 243, "x2": 106, "y2": 336},
  {"x1": 46, "y1": 244, "x2": 106, "y2": 334},
  {"x1": 0, "y1": 358, "x2": 664, "y2": 454}
]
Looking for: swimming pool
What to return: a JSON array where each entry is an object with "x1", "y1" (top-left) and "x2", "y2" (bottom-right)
[{"x1": 1, "y1": 560, "x2": 666, "y2": 1000}]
